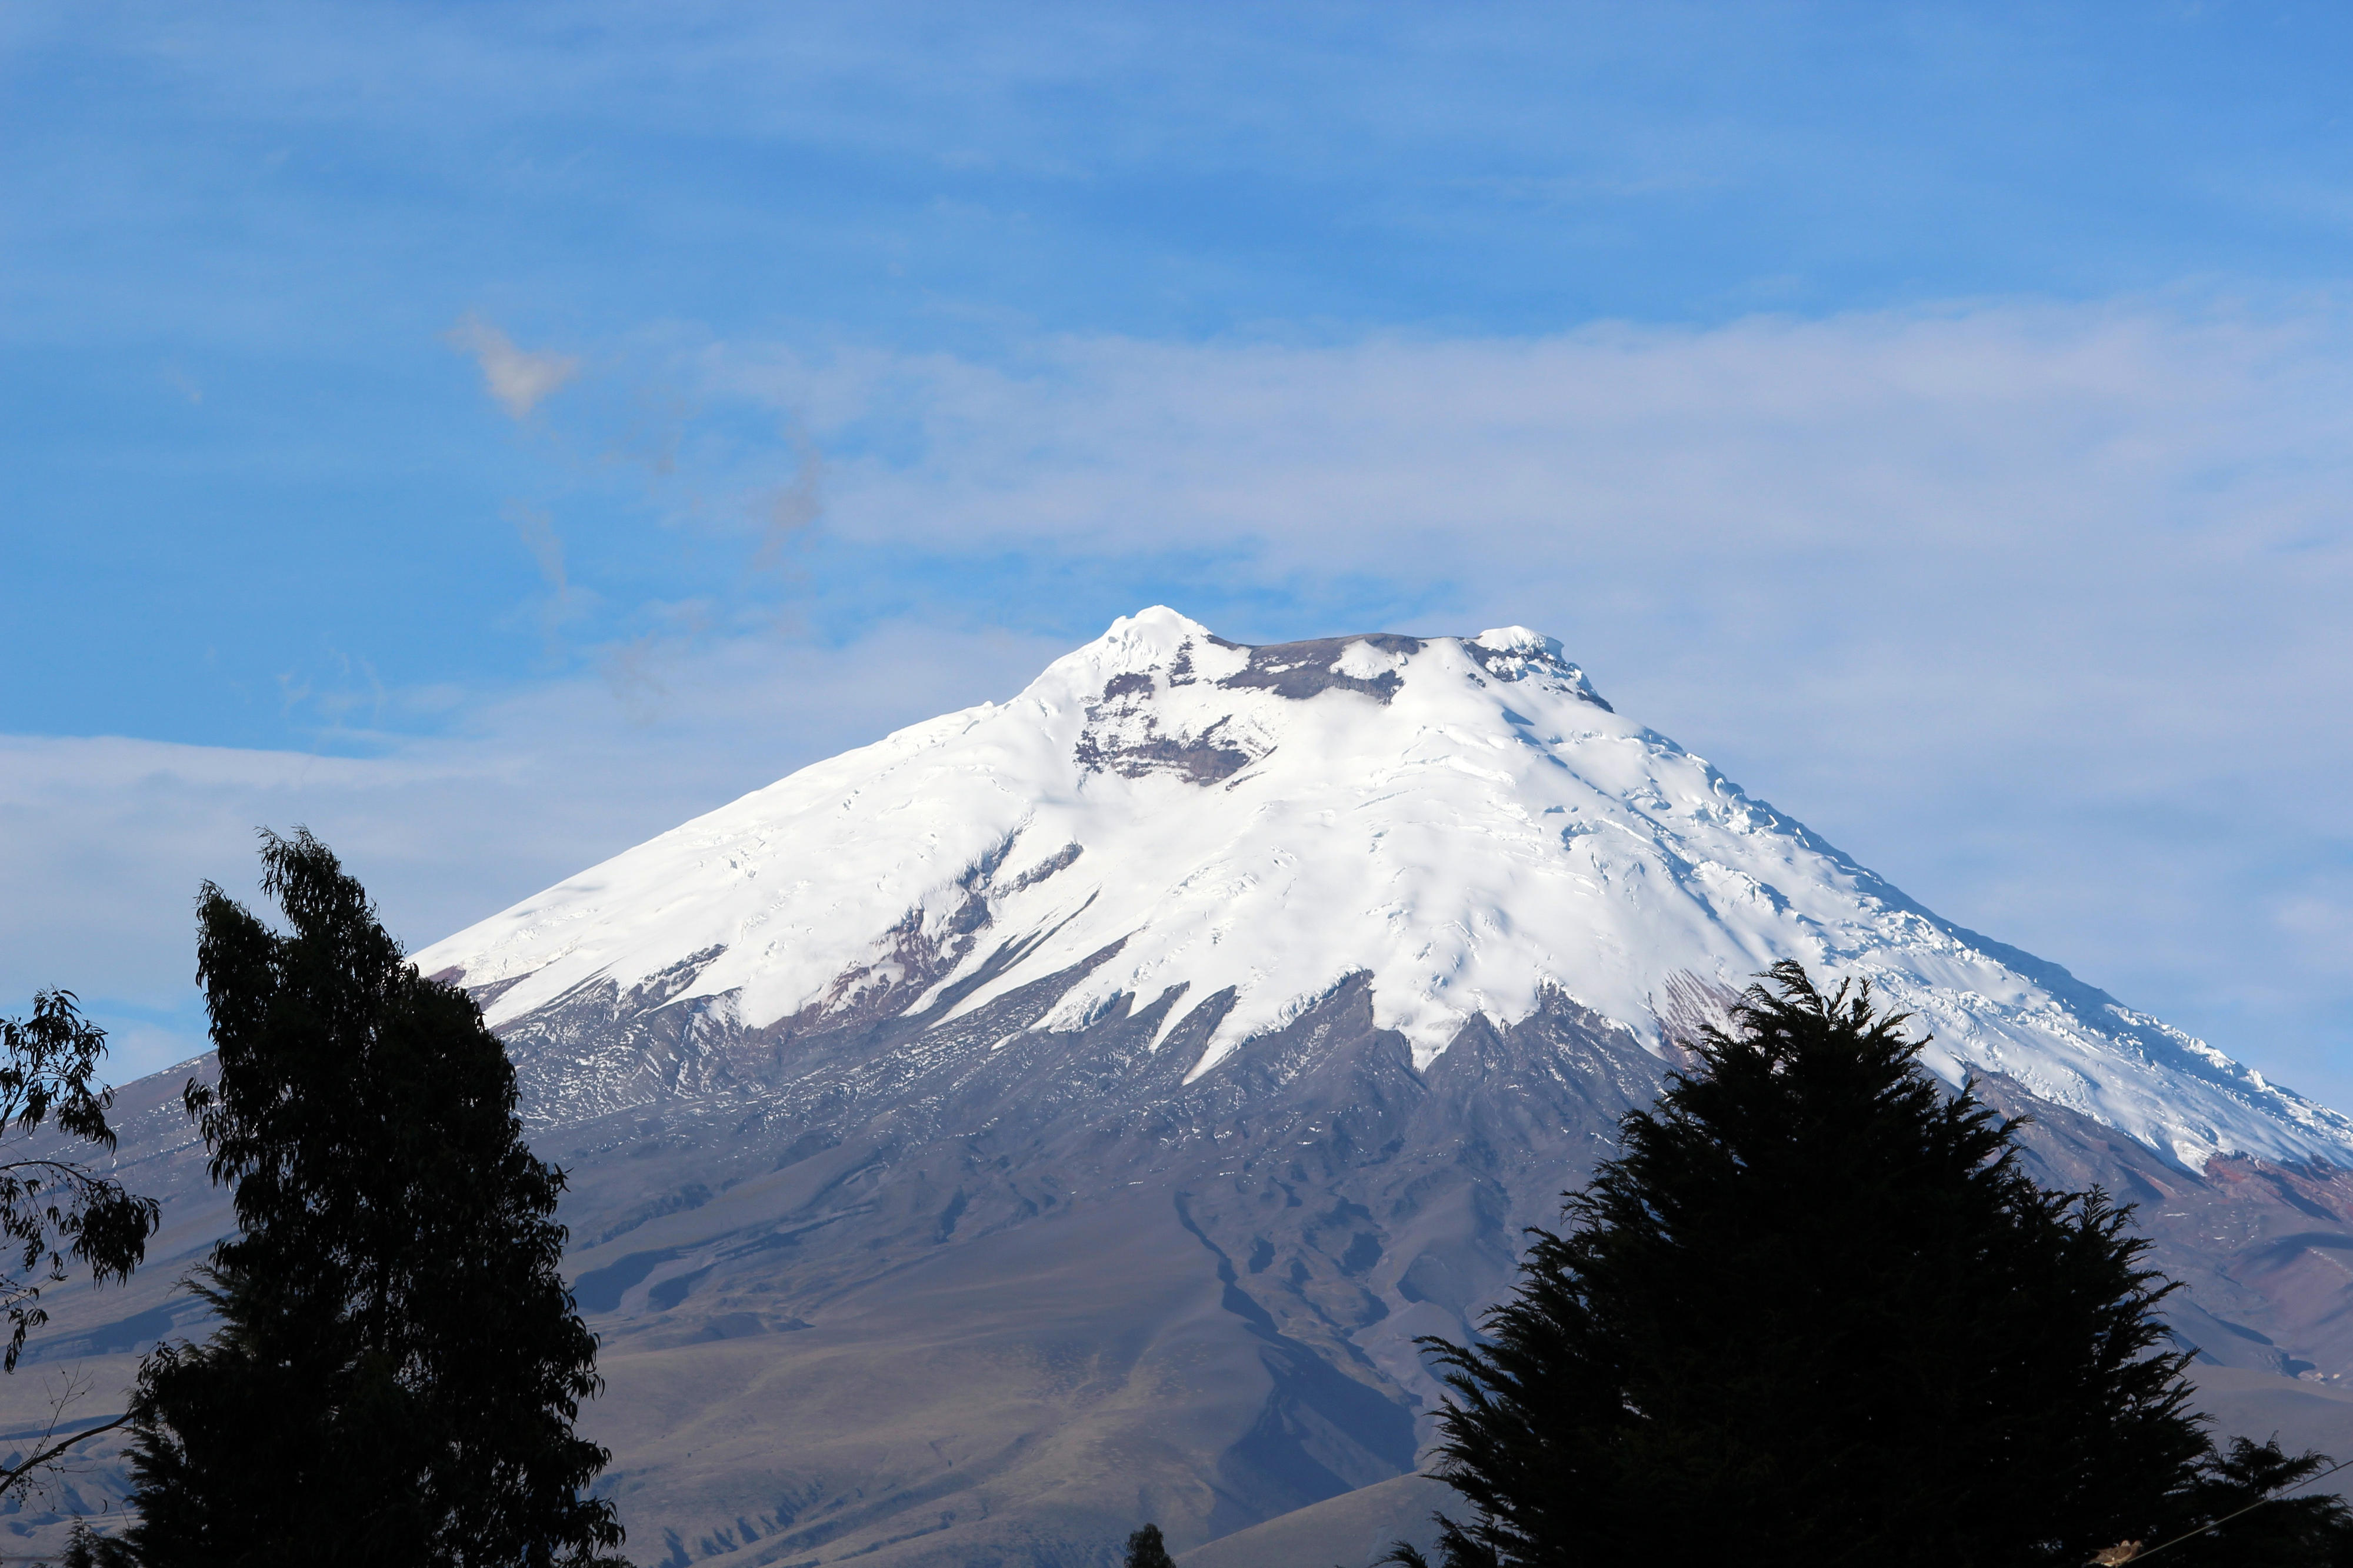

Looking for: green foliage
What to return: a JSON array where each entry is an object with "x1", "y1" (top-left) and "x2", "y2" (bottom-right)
[
  {"x1": 1396, "y1": 960, "x2": 2232, "y2": 1567},
  {"x1": 0, "y1": 990, "x2": 158, "y2": 1372},
  {"x1": 112, "y1": 829, "x2": 626, "y2": 1567},
  {"x1": 1122, "y1": 1522, "x2": 1176, "y2": 1568},
  {"x1": 61, "y1": 1519, "x2": 136, "y2": 1566},
  {"x1": 2159, "y1": 1436, "x2": 2353, "y2": 1567}
]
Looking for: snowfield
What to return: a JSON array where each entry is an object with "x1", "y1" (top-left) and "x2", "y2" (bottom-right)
[{"x1": 414, "y1": 608, "x2": 2353, "y2": 1171}]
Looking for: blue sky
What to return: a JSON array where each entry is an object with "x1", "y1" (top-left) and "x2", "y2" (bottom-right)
[{"x1": 7, "y1": 2, "x2": 2353, "y2": 1104}]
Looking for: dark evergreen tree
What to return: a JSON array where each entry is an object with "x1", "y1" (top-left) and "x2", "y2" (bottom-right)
[
  {"x1": 2162, "y1": 1437, "x2": 2353, "y2": 1567},
  {"x1": 108, "y1": 829, "x2": 626, "y2": 1567},
  {"x1": 1391, "y1": 961, "x2": 2351, "y2": 1568},
  {"x1": 1122, "y1": 1522, "x2": 1176, "y2": 1568},
  {"x1": 0, "y1": 990, "x2": 158, "y2": 1502},
  {"x1": 0, "y1": 991, "x2": 158, "y2": 1372}
]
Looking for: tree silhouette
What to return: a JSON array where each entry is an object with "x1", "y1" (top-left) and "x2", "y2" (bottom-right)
[
  {"x1": 0, "y1": 990, "x2": 158, "y2": 1503},
  {"x1": 1123, "y1": 1522, "x2": 1176, "y2": 1568},
  {"x1": 103, "y1": 829, "x2": 626, "y2": 1566},
  {"x1": 1390, "y1": 961, "x2": 2339, "y2": 1567}
]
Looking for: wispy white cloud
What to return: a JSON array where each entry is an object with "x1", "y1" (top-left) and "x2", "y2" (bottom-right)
[
  {"x1": 502, "y1": 499, "x2": 593, "y2": 650},
  {"x1": 508, "y1": 501, "x2": 568, "y2": 595},
  {"x1": 0, "y1": 621, "x2": 1068, "y2": 1080},
  {"x1": 755, "y1": 425, "x2": 824, "y2": 575},
  {"x1": 446, "y1": 312, "x2": 582, "y2": 419}
]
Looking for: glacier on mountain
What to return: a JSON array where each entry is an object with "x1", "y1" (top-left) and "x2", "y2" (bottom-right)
[{"x1": 414, "y1": 607, "x2": 2353, "y2": 1172}]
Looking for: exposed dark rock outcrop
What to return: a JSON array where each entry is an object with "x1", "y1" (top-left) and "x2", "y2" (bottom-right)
[{"x1": 1214, "y1": 635, "x2": 1422, "y2": 705}]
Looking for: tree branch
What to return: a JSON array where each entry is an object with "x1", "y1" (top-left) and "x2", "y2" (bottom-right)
[{"x1": 0, "y1": 1411, "x2": 130, "y2": 1502}]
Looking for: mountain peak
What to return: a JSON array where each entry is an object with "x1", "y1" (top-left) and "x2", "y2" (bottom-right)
[
  {"x1": 1055, "y1": 604, "x2": 1215, "y2": 676},
  {"x1": 415, "y1": 609, "x2": 2353, "y2": 1171}
]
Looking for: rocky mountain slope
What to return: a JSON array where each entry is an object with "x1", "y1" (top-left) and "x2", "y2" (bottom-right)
[{"x1": 10, "y1": 609, "x2": 2353, "y2": 1568}]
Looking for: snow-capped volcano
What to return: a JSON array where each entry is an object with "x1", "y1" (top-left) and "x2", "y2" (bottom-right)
[
  {"x1": 419, "y1": 608, "x2": 2348, "y2": 1172},
  {"x1": 42, "y1": 610, "x2": 2352, "y2": 1568}
]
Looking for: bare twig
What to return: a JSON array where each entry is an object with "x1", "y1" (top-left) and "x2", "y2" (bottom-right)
[{"x1": 0, "y1": 1410, "x2": 130, "y2": 1498}]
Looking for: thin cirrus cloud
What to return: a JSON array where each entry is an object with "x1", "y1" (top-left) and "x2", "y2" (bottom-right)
[
  {"x1": 755, "y1": 426, "x2": 825, "y2": 576},
  {"x1": 505, "y1": 501, "x2": 572, "y2": 600},
  {"x1": 446, "y1": 312, "x2": 582, "y2": 419},
  {"x1": 504, "y1": 499, "x2": 593, "y2": 649}
]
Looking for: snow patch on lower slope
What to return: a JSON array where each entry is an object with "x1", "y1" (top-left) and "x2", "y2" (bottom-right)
[{"x1": 412, "y1": 607, "x2": 2353, "y2": 1172}]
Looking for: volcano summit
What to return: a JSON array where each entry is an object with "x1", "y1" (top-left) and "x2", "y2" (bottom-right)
[{"x1": 424, "y1": 606, "x2": 2350, "y2": 1172}]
